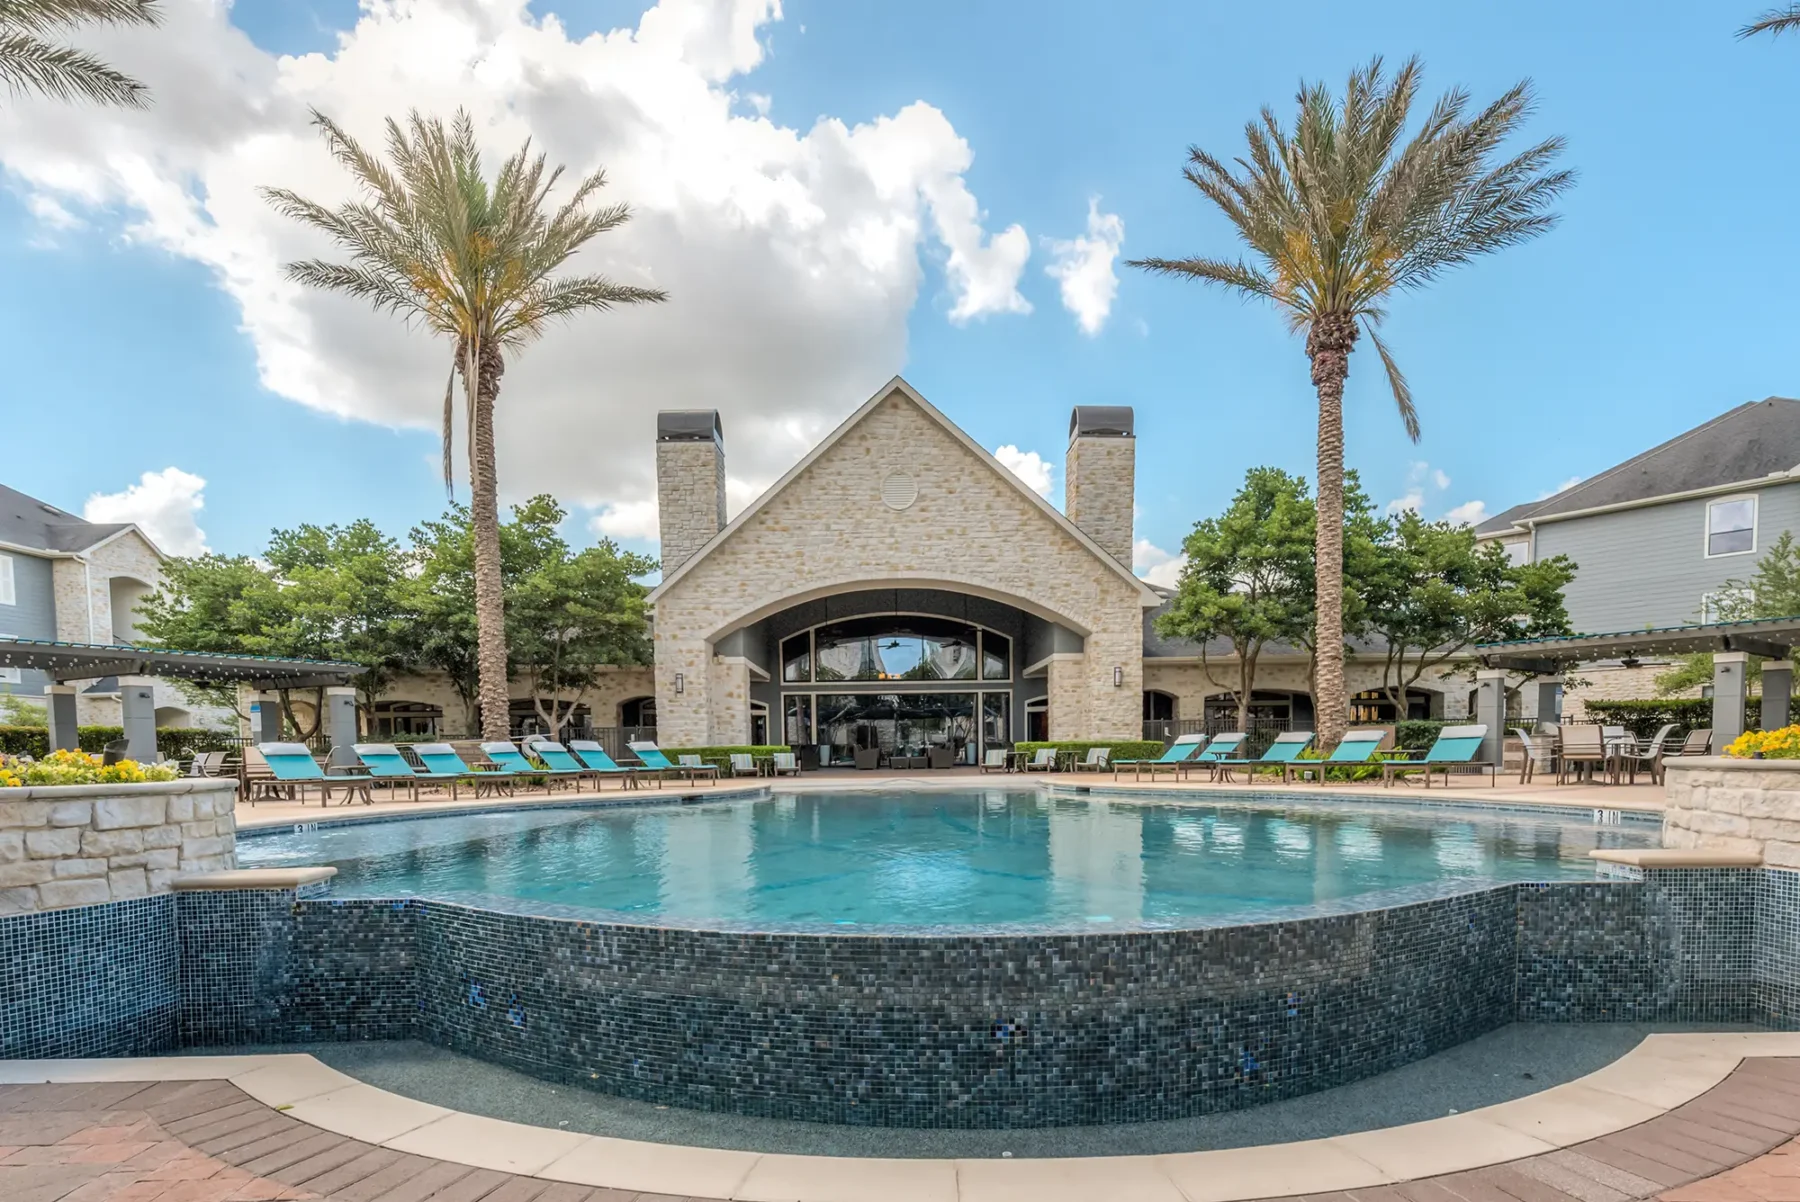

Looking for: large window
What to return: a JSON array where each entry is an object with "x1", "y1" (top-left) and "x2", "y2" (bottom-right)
[
  {"x1": 781, "y1": 616, "x2": 1010, "y2": 683},
  {"x1": 1707, "y1": 496, "x2": 1756, "y2": 557}
]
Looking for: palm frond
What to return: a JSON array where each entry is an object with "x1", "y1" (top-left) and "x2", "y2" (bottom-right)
[
  {"x1": 0, "y1": 0, "x2": 159, "y2": 34},
  {"x1": 1363, "y1": 318, "x2": 1419, "y2": 442},
  {"x1": 1742, "y1": 7, "x2": 1800, "y2": 37},
  {"x1": 0, "y1": 29, "x2": 145, "y2": 105},
  {"x1": 441, "y1": 361, "x2": 456, "y2": 499}
]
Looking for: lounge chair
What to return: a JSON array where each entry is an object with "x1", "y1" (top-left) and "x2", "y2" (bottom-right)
[
  {"x1": 531, "y1": 741, "x2": 624, "y2": 791},
  {"x1": 567, "y1": 740, "x2": 647, "y2": 789},
  {"x1": 254, "y1": 742, "x2": 370, "y2": 806},
  {"x1": 728, "y1": 753, "x2": 760, "y2": 778},
  {"x1": 1381, "y1": 725, "x2": 1493, "y2": 788},
  {"x1": 630, "y1": 741, "x2": 720, "y2": 785},
  {"x1": 413, "y1": 743, "x2": 515, "y2": 798},
  {"x1": 1177, "y1": 732, "x2": 1246, "y2": 779},
  {"x1": 771, "y1": 751, "x2": 801, "y2": 776},
  {"x1": 980, "y1": 748, "x2": 1009, "y2": 773},
  {"x1": 1208, "y1": 731, "x2": 1314, "y2": 783},
  {"x1": 1072, "y1": 748, "x2": 1112, "y2": 773},
  {"x1": 1283, "y1": 728, "x2": 1385, "y2": 784},
  {"x1": 1114, "y1": 733, "x2": 1205, "y2": 780},
  {"x1": 481, "y1": 741, "x2": 584, "y2": 790},
  {"x1": 353, "y1": 743, "x2": 469, "y2": 801},
  {"x1": 1022, "y1": 748, "x2": 1058, "y2": 772}
]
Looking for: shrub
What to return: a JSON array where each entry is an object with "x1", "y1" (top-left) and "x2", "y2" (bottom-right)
[
  {"x1": 1726, "y1": 725, "x2": 1800, "y2": 759},
  {"x1": 0, "y1": 748, "x2": 180, "y2": 787},
  {"x1": 0, "y1": 725, "x2": 237, "y2": 759},
  {"x1": 1581, "y1": 699, "x2": 1715, "y2": 741},
  {"x1": 1394, "y1": 720, "x2": 1453, "y2": 751},
  {"x1": 1012, "y1": 740, "x2": 1166, "y2": 765},
  {"x1": 661, "y1": 745, "x2": 793, "y2": 774}
]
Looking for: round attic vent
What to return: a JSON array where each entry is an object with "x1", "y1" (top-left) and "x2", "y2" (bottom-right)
[{"x1": 881, "y1": 471, "x2": 919, "y2": 511}]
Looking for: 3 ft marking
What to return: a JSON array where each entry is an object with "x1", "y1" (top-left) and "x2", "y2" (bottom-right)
[
  {"x1": 1592, "y1": 809, "x2": 1623, "y2": 825},
  {"x1": 292, "y1": 822, "x2": 319, "y2": 833}
]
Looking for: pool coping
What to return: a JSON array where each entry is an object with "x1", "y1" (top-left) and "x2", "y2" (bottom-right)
[{"x1": 5, "y1": 1032, "x2": 1797, "y2": 1201}]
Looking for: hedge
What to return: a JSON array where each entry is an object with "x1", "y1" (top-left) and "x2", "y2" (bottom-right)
[
  {"x1": 0, "y1": 725, "x2": 239, "y2": 760},
  {"x1": 1013, "y1": 740, "x2": 1165, "y2": 765},
  {"x1": 1394, "y1": 720, "x2": 1455, "y2": 751},
  {"x1": 661, "y1": 745, "x2": 792, "y2": 774},
  {"x1": 1580, "y1": 699, "x2": 1716, "y2": 740}
]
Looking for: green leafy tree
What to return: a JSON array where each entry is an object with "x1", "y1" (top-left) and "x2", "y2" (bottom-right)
[
  {"x1": 1130, "y1": 57, "x2": 1572, "y2": 750},
  {"x1": 1655, "y1": 532, "x2": 1800, "y2": 695},
  {"x1": 1, "y1": 0, "x2": 160, "y2": 107},
  {"x1": 263, "y1": 109, "x2": 667, "y2": 741},
  {"x1": 1362, "y1": 511, "x2": 1576, "y2": 711},
  {"x1": 1157, "y1": 468, "x2": 1317, "y2": 733}
]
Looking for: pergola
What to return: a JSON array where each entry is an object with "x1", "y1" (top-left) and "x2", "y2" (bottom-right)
[
  {"x1": 1473, "y1": 615, "x2": 1800, "y2": 750},
  {"x1": 0, "y1": 636, "x2": 360, "y2": 762}
]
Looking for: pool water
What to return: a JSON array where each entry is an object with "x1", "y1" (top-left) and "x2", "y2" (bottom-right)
[{"x1": 239, "y1": 790, "x2": 1658, "y2": 930}]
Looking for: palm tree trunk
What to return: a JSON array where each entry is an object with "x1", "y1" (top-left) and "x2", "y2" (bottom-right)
[
  {"x1": 1307, "y1": 314, "x2": 1358, "y2": 753},
  {"x1": 467, "y1": 338, "x2": 511, "y2": 742}
]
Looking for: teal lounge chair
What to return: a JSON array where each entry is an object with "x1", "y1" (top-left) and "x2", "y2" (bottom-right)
[
  {"x1": 1113, "y1": 732, "x2": 1206, "y2": 780},
  {"x1": 256, "y1": 742, "x2": 369, "y2": 806},
  {"x1": 353, "y1": 743, "x2": 468, "y2": 801},
  {"x1": 531, "y1": 740, "x2": 621, "y2": 791},
  {"x1": 413, "y1": 743, "x2": 515, "y2": 798},
  {"x1": 1207, "y1": 731, "x2": 1315, "y2": 783},
  {"x1": 568, "y1": 740, "x2": 648, "y2": 789},
  {"x1": 1283, "y1": 728, "x2": 1388, "y2": 784},
  {"x1": 481, "y1": 741, "x2": 583, "y2": 790},
  {"x1": 1381, "y1": 724, "x2": 1492, "y2": 788},
  {"x1": 629, "y1": 741, "x2": 720, "y2": 784},
  {"x1": 1178, "y1": 732, "x2": 1246, "y2": 779}
]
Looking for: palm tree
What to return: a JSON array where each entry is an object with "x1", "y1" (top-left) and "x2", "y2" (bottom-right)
[
  {"x1": 1131, "y1": 57, "x2": 1570, "y2": 750},
  {"x1": 1, "y1": 0, "x2": 160, "y2": 107},
  {"x1": 1743, "y1": 7, "x2": 1800, "y2": 37},
  {"x1": 265, "y1": 109, "x2": 667, "y2": 741}
]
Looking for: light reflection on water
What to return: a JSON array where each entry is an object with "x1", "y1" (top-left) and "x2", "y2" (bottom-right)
[{"x1": 238, "y1": 790, "x2": 1657, "y2": 929}]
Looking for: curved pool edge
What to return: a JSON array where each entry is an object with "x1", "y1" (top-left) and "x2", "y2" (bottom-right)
[{"x1": 234, "y1": 783, "x2": 774, "y2": 838}]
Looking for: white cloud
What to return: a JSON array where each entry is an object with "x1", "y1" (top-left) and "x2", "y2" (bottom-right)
[
  {"x1": 993, "y1": 444, "x2": 1052, "y2": 497},
  {"x1": 1539, "y1": 475, "x2": 1583, "y2": 500},
  {"x1": 1, "y1": 0, "x2": 1037, "y2": 524},
  {"x1": 1443, "y1": 499, "x2": 1489, "y2": 526},
  {"x1": 84, "y1": 467, "x2": 209, "y2": 555},
  {"x1": 1044, "y1": 198, "x2": 1123, "y2": 335},
  {"x1": 1431, "y1": 467, "x2": 1450, "y2": 490},
  {"x1": 1133, "y1": 537, "x2": 1185, "y2": 589},
  {"x1": 590, "y1": 498, "x2": 661, "y2": 542}
]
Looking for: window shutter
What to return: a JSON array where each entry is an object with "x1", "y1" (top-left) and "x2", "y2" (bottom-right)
[{"x1": 0, "y1": 555, "x2": 14, "y2": 606}]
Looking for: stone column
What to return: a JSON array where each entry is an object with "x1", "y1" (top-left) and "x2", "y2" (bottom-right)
[
  {"x1": 1474, "y1": 670, "x2": 1508, "y2": 769},
  {"x1": 120, "y1": 683, "x2": 156, "y2": 763},
  {"x1": 1763, "y1": 661, "x2": 1793, "y2": 733},
  {"x1": 45, "y1": 684, "x2": 78, "y2": 752},
  {"x1": 1713, "y1": 651, "x2": 1750, "y2": 749},
  {"x1": 1533, "y1": 679, "x2": 1562, "y2": 729},
  {"x1": 324, "y1": 686, "x2": 359, "y2": 754},
  {"x1": 254, "y1": 692, "x2": 284, "y2": 744}
]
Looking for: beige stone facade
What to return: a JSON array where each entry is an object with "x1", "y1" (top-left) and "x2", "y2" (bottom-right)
[
  {"x1": 656, "y1": 435, "x2": 727, "y2": 576},
  {"x1": 1663, "y1": 758, "x2": 1800, "y2": 868},
  {"x1": 1065, "y1": 432, "x2": 1135, "y2": 567}
]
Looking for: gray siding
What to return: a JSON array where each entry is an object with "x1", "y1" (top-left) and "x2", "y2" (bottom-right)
[
  {"x1": 1533, "y1": 481, "x2": 1800, "y2": 633},
  {"x1": 0, "y1": 552, "x2": 58, "y2": 697}
]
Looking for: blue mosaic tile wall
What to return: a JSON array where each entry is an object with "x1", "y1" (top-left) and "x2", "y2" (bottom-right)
[
  {"x1": 1756, "y1": 868, "x2": 1800, "y2": 1026},
  {"x1": 0, "y1": 894, "x2": 176, "y2": 1059}
]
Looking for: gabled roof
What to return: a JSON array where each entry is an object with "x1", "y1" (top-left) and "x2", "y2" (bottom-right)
[
  {"x1": 0, "y1": 483, "x2": 140, "y2": 555},
  {"x1": 647, "y1": 376, "x2": 1162, "y2": 606},
  {"x1": 1478, "y1": 397, "x2": 1800, "y2": 535}
]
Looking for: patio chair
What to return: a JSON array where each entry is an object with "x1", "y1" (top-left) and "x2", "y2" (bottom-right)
[
  {"x1": 1072, "y1": 747, "x2": 1111, "y2": 773},
  {"x1": 481, "y1": 741, "x2": 583, "y2": 790},
  {"x1": 1668, "y1": 728, "x2": 1713, "y2": 758},
  {"x1": 728, "y1": 753, "x2": 760, "y2": 778},
  {"x1": 254, "y1": 742, "x2": 370, "y2": 806},
  {"x1": 980, "y1": 748, "x2": 1008, "y2": 773},
  {"x1": 1114, "y1": 733, "x2": 1206, "y2": 780},
  {"x1": 1208, "y1": 731, "x2": 1314, "y2": 784},
  {"x1": 1512, "y1": 727, "x2": 1557, "y2": 785},
  {"x1": 530, "y1": 741, "x2": 622, "y2": 791},
  {"x1": 630, "y1": 741, "x2": 720, "y2": 785},
  {"x1": 1283, "y1": 728, "x2": 1385, "y2": 784},
  {"x1": 1022, "y1": 748, "x2": 1058, "y2": 772},
  {"x1": 1381, "y1": 725, "x2": 1493, "y2": 788},
  {"x1": 413, "y1": 743, "x2": 515, "y2": 798},
  {"x1": 353, "y1": 743, "x2": 469, "y2": 801},
  {"x1": 1178, "y1": 732, "x2": 1246, "y2": 779},
  {"x1": 1616, "y1": 724, "x2": 1678, "y2": 785},
  {"x1": 771, "y1": 751, "x2": 801, "y2": 776},
  {"x1": 567, "y1": 740, "x2": 648, "y2": 789},
  {"x1": 1556, "y1": 724, "x2": 1611, "y2": 785}
]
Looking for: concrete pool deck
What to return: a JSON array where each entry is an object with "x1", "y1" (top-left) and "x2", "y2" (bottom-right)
[
  {"x1": 233, "y1": 768, "x2": 1666, "y2": 831},
  {"x1": 5, "y1": 1033, "x2": 1800, "y2": 1202}
]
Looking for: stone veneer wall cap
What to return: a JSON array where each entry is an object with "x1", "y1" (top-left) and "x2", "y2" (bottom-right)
[
  {"x1": 1666, "y1": 757, "x2": 1800, "y2": 771},
  {"x1": 170, "y1": 866, "x2": 336, "y2": 891},
  {"x1": 0, "y1": 778, "x2": 238, "y2": 800},
  {"x1": 1589, "y1": 848, "x2": 1765, "y2": 867}
]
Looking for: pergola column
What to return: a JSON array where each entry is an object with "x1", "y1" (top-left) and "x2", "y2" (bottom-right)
[
  {"x1": 1474, "y1": 669, "x2": 1508, "y2": 769},
  {"x1": 254, "y1": 692, "x2": 284, "y2": 744},
  {"x1": 1763, "y1": 660, "x2": 1793, "y2": 733},
  {"x1": 45, "y1": 684, "x2": 78, "y2": 752},
  {"x1": 1713, "y1": 651, "x2": 1750, "y2": 749},
  {"x1": 1532, "y1": 679, "x2": 1562, "y2": 729},
  {"x1": 120, "y1": 683, "x2": 156, "y2": 763},
  {"x1": 324, "y1": 686, "x2": 358, "y2": 755}
]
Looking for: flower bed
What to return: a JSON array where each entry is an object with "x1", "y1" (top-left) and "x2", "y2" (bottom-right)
[{"x1": 0, "y1": 749, "x2": 181, "y2": 788}]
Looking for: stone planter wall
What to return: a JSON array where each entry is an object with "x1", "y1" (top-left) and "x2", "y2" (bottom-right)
[
  {"x1": 1663, "y1": 758, "x2": 1800, "y2": 868},
  {"x1": 0, "y1": 780, "x2": 237, "y2": 913}
]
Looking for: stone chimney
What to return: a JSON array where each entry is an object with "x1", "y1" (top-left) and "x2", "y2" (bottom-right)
[
  {"x1": 1064, "y1": 406, "x2": 1135, "y2": 565},
  {"x1": 656, "y1": 410, "x2": 726, "y2": 576}
]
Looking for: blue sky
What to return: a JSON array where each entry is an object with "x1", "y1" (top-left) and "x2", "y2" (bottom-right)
[{"x1": 3, "y1": 0, "x2": 1797, "y2": 583}]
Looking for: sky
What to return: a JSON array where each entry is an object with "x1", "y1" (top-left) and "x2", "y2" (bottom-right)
[{"x1": 3, "y1": 0, "x2": 1798, "y2": 589}]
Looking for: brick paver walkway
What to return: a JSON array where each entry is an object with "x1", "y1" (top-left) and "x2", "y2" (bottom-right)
[{"x1": 8, "y1": 1061, "x2": 1800, "y2": 1202}]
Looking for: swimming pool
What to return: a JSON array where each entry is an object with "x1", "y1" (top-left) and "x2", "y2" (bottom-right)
[{"x1": 238, "y1": 788, "x2": 1657, "y2": 930}]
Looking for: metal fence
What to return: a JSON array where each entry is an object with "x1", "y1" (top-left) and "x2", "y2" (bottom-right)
[{"x1": 1142, "y1": 715, "x2": 1294, "y2": 756}]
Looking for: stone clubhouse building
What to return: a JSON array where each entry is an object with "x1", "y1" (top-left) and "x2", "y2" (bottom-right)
[{"x1": 641, "y1": 377, "x2": 1472, "y2": 764}]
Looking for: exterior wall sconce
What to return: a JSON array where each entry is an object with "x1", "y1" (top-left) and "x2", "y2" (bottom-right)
[
  {"x1": 674, "y1": 673, "x2": 685, "y2": 695},
  {"x1": 1113, "y1": 666, "x2": 1123, "y2": 688}
]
